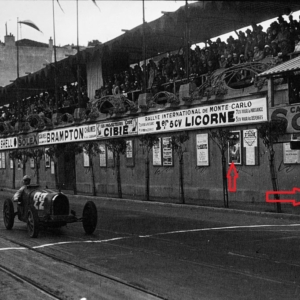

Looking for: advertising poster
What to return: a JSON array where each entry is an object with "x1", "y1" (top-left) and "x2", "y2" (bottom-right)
[
  {"x1": 138, "y1": 98, "x2": 267, "y2": 134},
  {"x1": 10, "y1": 158, "x2": 13, "y2": 169},
  {"x1": 51, "y1": 161, "x2": 55, "y2": 174},
  {"x1": 283, "y1": 143, "x2": 300, "y2": 164},
  {"x1": 243, "y1": 129, "x2": 257, "y2": 165},
  {"x1": 99, "y1": 144, "x2": 107, "y2": 167},
  {"x1": 228, "y1": 131, "x2": 242, "y2": 165},
  {"x1": 153, "y1": 138, "x2": 162, "y2": 166},
  {"x1": 83, "y1": 150, "x2": 90, "y2": 167},
  {"x1": 107, "y1": 147, "x2": 115, "y2": 168},
  {"x1": 30, "y1": 158, "x2": 35, "y2": 169},
  {"x1": 45, "y1": 148, "x2": 50, "y2": 168},
  {"x1": 196, "y1": 134, "x2": 209, "y2": 166},
  {"x1": 162, "y1": 137, "x2": 173, "y2": 166},
  {"x1": 126, "y1": 140, "x2": 135, "y2": 167}
]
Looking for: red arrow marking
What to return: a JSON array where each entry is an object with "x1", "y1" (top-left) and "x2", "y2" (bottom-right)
[
  {"x1": 227, "y1": 162, "x2": 238, "y2": 192},
  {"x1": 266, "y1": 188, "x2": 300, "y2": 206}
]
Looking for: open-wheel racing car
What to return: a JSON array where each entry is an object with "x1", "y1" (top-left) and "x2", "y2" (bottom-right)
[{"x1": 3, "y1": 185, "x2": 98, "y2": 238}]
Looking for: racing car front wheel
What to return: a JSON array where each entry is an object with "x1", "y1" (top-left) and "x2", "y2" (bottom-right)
[
  {"x1": 82, "y1": 201, "x2": 98, "y2": 234},
  {"x1": 27, "y1": 208, "x2": 39, "y2": 238},
  {"x1": 3, "y1": 198, "x2": 15, "y2": 230}
]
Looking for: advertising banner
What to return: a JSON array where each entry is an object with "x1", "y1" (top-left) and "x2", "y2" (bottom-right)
[
  {"x1": 38, "y1": 124, "x2": 97, "y2": 145},
  {"x1": 0, "y1": 137, "x2": 18, "y2": 150},
  {"x1": 270, "y1": 104, "x2": 300, "y2": 133},
  {"x1": 96, "y1": 118, "x2": 138, "y2": 139},
  {"x1": 138, "y1": 98, "x2": 267, "y2": 134},
  {"x1": 18, "y1": 133, "x2": 38, "y2": 149}
]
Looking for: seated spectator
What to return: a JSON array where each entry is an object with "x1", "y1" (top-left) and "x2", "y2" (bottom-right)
[
  {"x1": 219, "y1": 55, "x2": 227, "y2": 68},
  {"x1": 294, "y1": 38, "x2": 300, "y2": 53},
  {"x1": 226, "y1": 54, "x2": 233, "y2": 68},
  {"x1": 253, "y1": 46, "x2": 265, "y2": 61},
  {"x1": 264, "y1": 45, "x2": 273, "y2": 57},
  {"x1": 232, "y1": 53, "x2": 240, "y2": 66}
]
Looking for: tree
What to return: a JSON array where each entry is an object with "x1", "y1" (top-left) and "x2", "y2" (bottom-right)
[
  {"x1": 82, "y1": 142, "x2": 101, "y2": 196},
  {"x1": 139, "y1": 135, "x2": 159, "y2": 201},
  {"x1": 258, "y1": 119, "x2": 287, "y2": 213},
  {"x1": 209, "y1": 129, "x2": 232, "y2": 208},
  {"x1": 9, "y1": 150, "x2": 18, "y2": 189},
  {"x1": 64, "y1": 143, "x2": 83, "y2": 195},
  {"x1": 28, "y1": 148, "x2": 44, "y2": 185},
  {"x1": 45, "y1": 145, "x2": 63, "y2": 191},
  {"x1": 170, "y1": 131, "x2": 189, "y2": 204},
  {"x1": 106, "y1": 139, "x2": 127, "y2": 198}
]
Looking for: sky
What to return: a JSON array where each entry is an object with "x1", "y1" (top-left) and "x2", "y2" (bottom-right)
[
  {"x1": 1, "y1": 0, "x2": 300, "y2": 48},
  {"x1": 0, "y1": 0, "x2": 197, "y2": 47}
]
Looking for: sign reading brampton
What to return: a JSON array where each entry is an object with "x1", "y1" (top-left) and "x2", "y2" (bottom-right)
[
  {"x1": 138, "y1": 98, "x2": 267, "y2": 134},
  {"x1": 38, "y1": 124, "x2": 97, "y2": 145}
]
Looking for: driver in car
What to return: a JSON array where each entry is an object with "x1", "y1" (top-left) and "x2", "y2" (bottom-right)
[{"x1": 13, "y1": 175, "x2": 31, "y2": 204}]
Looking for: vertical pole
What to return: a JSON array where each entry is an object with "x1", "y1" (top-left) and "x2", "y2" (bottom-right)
[
  {"x1": 52, "y1": 0, "x2": 59, "y2": 112},
  {"x1": 142, "y1": 0, "x2": 147, "y2": 93},
  {"x1": 16, "y1": 18, "x2": 20, "y2": 127},
  {"x1": 185, "y1": 0, "x2": 189, "y2": 81},
  {"x1": 76, "y1": 0, "x2": 82, "y2": 107}
]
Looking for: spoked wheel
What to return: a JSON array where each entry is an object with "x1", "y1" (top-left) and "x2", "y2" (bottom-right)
[
  {"x1": 3, "y1": 198, "x2": 15, "y2": 230},
  {"x1": 82, "y1": 201, "x2": 98, "y2": 234},
  {"x1": 27, "y1": 208, "x2": 39, "y2": 238}
]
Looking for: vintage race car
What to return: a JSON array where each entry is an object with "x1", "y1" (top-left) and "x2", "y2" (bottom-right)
[{"x1": 3, "y1": 184, "x2": 98, "y2": 238}]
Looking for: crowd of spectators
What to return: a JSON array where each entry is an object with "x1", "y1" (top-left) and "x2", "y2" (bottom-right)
[
  {"x1": 0, "y1": 83, "x2": 89, "y2": 125},
  {"x1": 96, "y1": 13, "x2": 300, "y2": 97},
  {"x1": 2, "y1": 13, "x2": 300, "y2": 126}
]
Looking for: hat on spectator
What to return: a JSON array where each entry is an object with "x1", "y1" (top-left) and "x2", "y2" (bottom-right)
[
  {"x1": 265, "y1": 44, "x2": 270, "y2": 48},
  {"x1": 240, "y1": 54, "x2": 244, "y2": 57},
  {"x1": 23, "y1": 175, "x2": 31, "y2": 181}
]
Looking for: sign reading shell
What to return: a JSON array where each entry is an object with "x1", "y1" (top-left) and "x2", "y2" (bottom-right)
[
  {"x1": 96, "y1": 118, "x2": 138, "y2": 139},
  {"x1": 138, "y1": 98, "x2": 267, "y2": 134},
  {"x1": 0, "y1": 137, "x2": 18, "y2": 149}
]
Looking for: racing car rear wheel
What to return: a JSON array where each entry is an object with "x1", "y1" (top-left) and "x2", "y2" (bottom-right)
[
  {"x1": 82, "y1": 201, "x2": 98, "y2": 234},
  {"x1": 3, "y1": 198, "x2": 15, "y2": 230},
  {"x1": 27, "y1": 208, "x2": 39, "y2": 238}
]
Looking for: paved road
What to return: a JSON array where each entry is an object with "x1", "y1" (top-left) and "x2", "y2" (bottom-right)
[{"x1": 1, "y1": 191, "x2": 300, "y2": 299}]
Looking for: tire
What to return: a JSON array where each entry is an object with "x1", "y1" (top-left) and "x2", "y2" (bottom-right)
[
  {"x1": 3, "y1": 198, "x2": 15, "y2": 230},
  {"x1": 27, "y1": 208, "x2": 40, "y2": 238},
  {"x1": 82, "y1": 201, "x2": 98, "y2": 234}
]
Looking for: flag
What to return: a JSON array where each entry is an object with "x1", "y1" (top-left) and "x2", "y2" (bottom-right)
[
  {"x1": 91, "y1": 0, "x2": 101, "y2": 11},
  {"x1": 18, "y1": 20, "x2": 42, "y2": 33},
  {"x1": 56, "y1": 0, "x2": 64, "y2": 13}
]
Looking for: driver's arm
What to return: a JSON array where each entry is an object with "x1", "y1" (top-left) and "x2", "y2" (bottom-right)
[{"x1": 13, "y1": 186, "x2": 26, "y2": 202}]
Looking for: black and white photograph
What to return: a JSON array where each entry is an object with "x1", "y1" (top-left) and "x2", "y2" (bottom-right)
[{"x1": 1, "y1": 1, "x2": 300, "y2": 299}]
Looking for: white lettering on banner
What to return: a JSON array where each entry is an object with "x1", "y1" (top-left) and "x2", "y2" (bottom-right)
[
  {"x1": 138, "y1": 98, "x2": 267, "y2": 134},
  {"x1": 0, "y1": 137, "x2": 18, "y2": 149},
  {"x1": 96, "y1": 119, "x2": 138, "y2": 139},
  {"x1": 38, "y1": 125, "x2": 97, "y2": 145}
]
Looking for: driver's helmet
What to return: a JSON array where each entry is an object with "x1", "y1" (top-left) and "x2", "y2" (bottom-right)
[{"x1": 23, "y1": 175, "x2": 31, "y2": 184}]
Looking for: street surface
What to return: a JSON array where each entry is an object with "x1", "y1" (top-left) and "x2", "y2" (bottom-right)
[{"x1": 1, "y1": 193, "x2": 300, "y2": 299}]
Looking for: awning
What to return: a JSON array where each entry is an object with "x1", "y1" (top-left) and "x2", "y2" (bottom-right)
[{"x1": 258, "y1": 55, "x2": 300, "y2": 77}]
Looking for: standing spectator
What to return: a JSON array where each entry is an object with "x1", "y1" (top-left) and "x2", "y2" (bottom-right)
[{"x1": 253, "y1": 46, "x2": 265, "y2": 61}]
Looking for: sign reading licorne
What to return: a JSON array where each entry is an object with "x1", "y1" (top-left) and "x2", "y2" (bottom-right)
[
  {"x1": 138, "y1": 98, "x2": 268, "y2": 134},
  {"x1": 38, "y1": 124, "x2": 97, "y2": 145}
]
